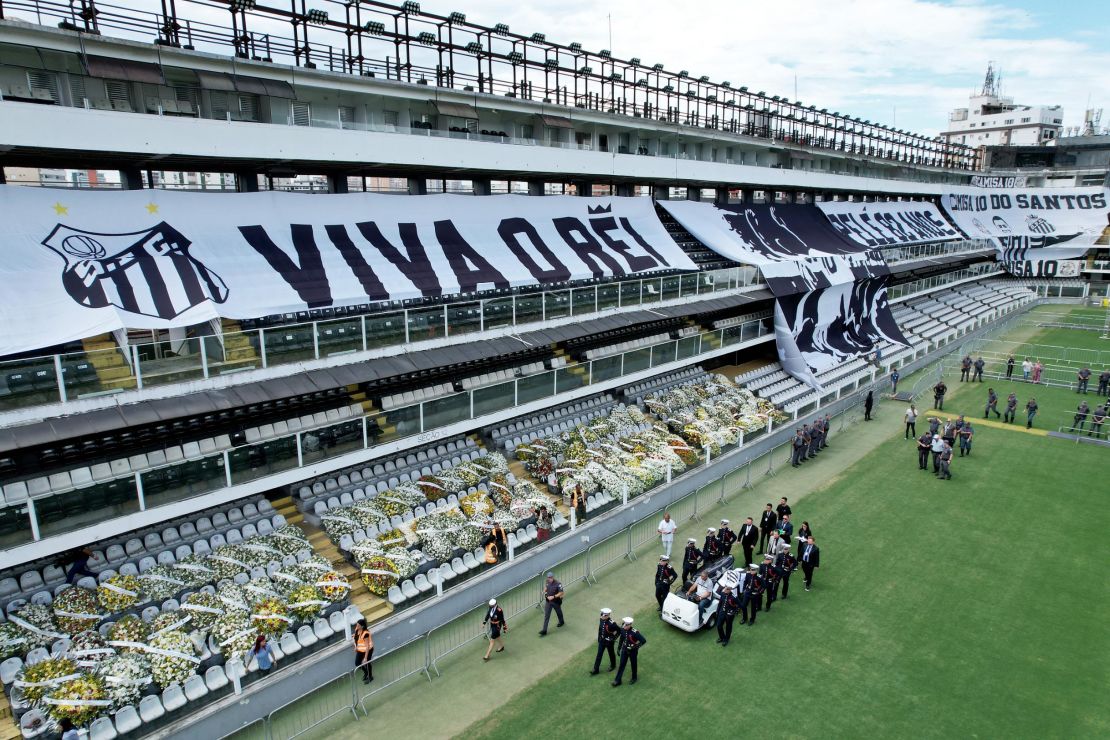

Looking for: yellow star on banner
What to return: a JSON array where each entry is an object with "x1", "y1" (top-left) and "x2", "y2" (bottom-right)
[
  {"x1": 53, "y1": 202, "x2": 68, "y2": 215},
  {"x1": 145, "y1": 202, "x2": 159, "y2": 214}
]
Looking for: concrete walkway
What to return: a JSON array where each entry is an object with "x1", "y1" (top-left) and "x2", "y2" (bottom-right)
[{"x1": 302, "y1": 393, "x2": 905, "y2": 740}]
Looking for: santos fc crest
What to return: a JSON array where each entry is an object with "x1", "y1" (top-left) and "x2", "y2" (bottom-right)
[{"x1": 43, "y1": 222, "x2": 229, "y2": 320}]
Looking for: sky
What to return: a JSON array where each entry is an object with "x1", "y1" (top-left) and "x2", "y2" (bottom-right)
[
  {"x1": 32, "y1": 0, "x2": 1110, "y2": 139},
  {"x1": 448, "y1": 0, "x2": 1109, "y2": 136}
]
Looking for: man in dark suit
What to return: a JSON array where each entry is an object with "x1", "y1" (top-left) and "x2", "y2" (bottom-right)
[
  {"x1": 738, "y1": 517, "x2": 758, "y2": 569},
  {"x1": 778, "y1": 514, "x2": 794, "y2": 545},
  {"x1": 759, "y1": 504, "x2": 778, "y2": 552},
  {"x1": 799, "y1": 536, "x2": 821, "y2": 591}
]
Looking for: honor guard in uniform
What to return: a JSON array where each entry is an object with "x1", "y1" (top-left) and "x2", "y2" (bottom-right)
[
  {"x1": 791, "y1": 429, "x2": 806, "y2": 468},
  {"x1": 681, "y1": 538, "x2": 702, "y2": 585},
  {"x1": 740, "y1": 565, "x2": 764, "y2": 626},
  {"x1": 716, "y1": 520, "x2": 737, "y2": 556},
  {"x1": 590, "y1": 608, "x2": 620, "y2": 675},
  {"x1": 702, "y1": 528, "x2": 722, "y2": 561},
  {"x1": 654, "y1": 555, "x2": 677, "y2": 611},
  {"x1": 760, "y1": 555, "x2": 781, "y2": 610},
  {"x1": 612, "y1": 618, "x2": 647, "y2": 687},
  {"x1": 800, "y1": 424, "x2": 813, "y2": 461},
  {"x1": 778, "y1": 545, "x2": 798, "y2": 598},
  {"x1": 715, "y1": 586, "x2": 741, "y2": 647}
]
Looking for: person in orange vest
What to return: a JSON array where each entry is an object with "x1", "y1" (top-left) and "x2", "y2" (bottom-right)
[
  {"x1": 353, "y1": 619, "x2": 373, "y2": 683},
  {"x1": 482, "y1": 598, "x2": 508, "y2": 661},
  {"x1": 484, "y1": 538, "x2": 499, "y2": 564}
]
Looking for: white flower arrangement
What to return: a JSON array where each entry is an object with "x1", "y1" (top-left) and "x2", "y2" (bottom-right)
[
  {"x1": 44, "y1": 673, "x2": 109, "y2": 727},
  {"x1": 0, "y1": 622, "x2": 29, "y2": 660},
  {"x1": 14, "y1": 656, "x2": 79, "y2": 705},
  {"x1": 210, "y1": 612, "x2": 255, "y2": 661},
  {"x1": 150, "y1": 610, "x2": 191, "y2": 635},
  {"x1": 242, "y1": 577, "x2": 282, "y2": 604},
  {"x1": 10, "y1": 603, "x2": 63, "y2": 650},
  {"x1": 96, "y1": 653, "x2": 151, "y2": 711},
  {"x1": 181, "y1": 592, "x2": 224, "y2": 631},
  {"x1": 206, "y1": 545, "x2": 252, "y2": 581},
  {"x1": 265, "y1": 525, "x2": 311, "y2": 557},
  {"x1": 215, "y1": 583, "x2": 252, "y2": 615},
  {"x1": 170, "y1": 555, "x2": 216, "y2": 588},
  {"x1": 137, "y1": 565, "x2": 186, "y2": 602},
  {"x1": 147, "y1": 630, "x2": 198, "y2": 689}
]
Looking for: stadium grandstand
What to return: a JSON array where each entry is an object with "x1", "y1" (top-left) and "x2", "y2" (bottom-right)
[{"x1": 0, "y1": 2, "x2": 1107, "y2": 739}]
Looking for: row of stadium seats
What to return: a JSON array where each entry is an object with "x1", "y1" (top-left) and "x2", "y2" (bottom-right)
[
  {"x1": 625, "y1": 367, "x2": 709, "y2": 407},
  {"x1": 0, "y1": 496, "x2": 275, "y2": 604},
  {"x1": 488, "y1": 393, "x2": 617, "y2": 447},
  {"x1": 583, "y1": 332, "x2": 673, "y2": 360},
  {"x1": 564, "y1": 317, "x2": 686, "y2": 358}
]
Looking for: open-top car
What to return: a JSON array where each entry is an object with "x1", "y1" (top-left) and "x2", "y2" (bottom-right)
[{"x1": 660, "y1": 554, "x2": 735, "y2": 632}]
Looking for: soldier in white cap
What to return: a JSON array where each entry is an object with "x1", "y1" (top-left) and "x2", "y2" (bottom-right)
[
  {"x1": 482, "y1": 598, "x2": 507, "y2": 661},
  {"x1": 654, "y1": 555, "x2": 677, "y2": 612},
  {"x1": 590, "y1": 608, "x2": 620, "y2": 675},
  {"x1": 716, "y1": 519, "x2": 737, "y2": 557},
  {"x1": 702, "y1": 527, "x2": 722, "y2": 561},
  {"x1": 681, "y1": 537, "x2": 702, "y2": 585},
  {"x1": 612, "y1": 617, "x2": 647, "y2": 687}
]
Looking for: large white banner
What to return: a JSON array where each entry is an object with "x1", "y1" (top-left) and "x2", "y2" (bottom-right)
[
  {"x1": 816, "y1": 201, "x2": 961, "y2": 248},
  {"x1": 940, "y1": 187, "x2": 1110, "y2": 250},
  {"x1": 0, "y1": 188, "x2": 696, "y2": 356}
]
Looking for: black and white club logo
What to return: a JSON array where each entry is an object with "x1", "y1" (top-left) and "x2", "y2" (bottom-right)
[
  {"x1": 42, "y1": 222, "x2": 229, "y2": 319},
  {"x1": 1025, "y1": 214, "x2": 1055, "y2": 234}
]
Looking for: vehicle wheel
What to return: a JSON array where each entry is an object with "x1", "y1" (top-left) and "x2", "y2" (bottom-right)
[{"x1": 705, "y1": 613, "x2": 717, "y2": 629}]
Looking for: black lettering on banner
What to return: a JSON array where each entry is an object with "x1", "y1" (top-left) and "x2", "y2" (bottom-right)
[
  {"x1": 355, "y1": 221, "x2": 443, "y2": 298},
  {"x1": 434, "y1": 220, "x2": 510, "y2": 293},
  {"x1": 1093, "y1": 192, "x2": 1107, "y2": 209},
  {"x1": 553, "y1": 217, "x2": 626, "y2": 278},
  {"x1": 496, "y1": 218, "x2": 572, "y2": 284},
  {"x1": 589, "y1": 216, "x2": 658, "y2": 272},
  {"x1": 856, "y1": 213, "x2": 896, "y2": 245},
  {"x1": 239, "y1": 224, "x2": 333, "y2": 307},
  {"x1": 825, "y1": 214, "x2": 874, "y2": 246},
  {"x1": 619, "y1": 216, "x2": 672, "y2": 266},
  {"x1": 324, "y1": 224, "x2": 390, "y2": 302}
]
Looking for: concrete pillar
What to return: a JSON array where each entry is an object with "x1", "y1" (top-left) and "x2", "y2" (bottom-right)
[
  {"x1": 119, "y1": 167, "x2": 144, "y2": 190},
  {"x1": 685, "y1": 186, "x2": 702, "y2": 201},
  {"x1": 527, "y1": 180, "x2": 545, "y2": 196},
  {"x1": 408, "y1": 177, "x2": 427, "y2": 195},
  {"x1": 0, "y1": 168, "x2": 6, "y2": 185},
  {"x1": 235, "y1": 172, "x2": 260, "y2": 193},
  {"x1": 652, "y1": 185, "x2": 669, "y2": 201},
  {"x1": 615, "y1": 183, "x2": 634, "y2": 197},
  {"x1": 473, "y1": 178, "x2": 492, "y2": 196},
  {"x1": 714, "y1": 187, "x2": 729, "y2": 205},
  {"x1": 574, "y1": 181, "x2": 592, "y2": 197},
  {"x1": 327, "y1": 174, "x2": 349, "y2": 194}
]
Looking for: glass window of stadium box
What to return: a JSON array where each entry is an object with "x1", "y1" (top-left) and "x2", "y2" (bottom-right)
[
  {"x1": 228, "y1": 436, "x2": 301, "y2": 485},
  {"x1": 317, "y1": 316, "x2": 364, "y2": 356},
  {"x1": 0, "y1": 505, "x2": 34, "y2": 549},
  {"x1": 141, "y1": 452, "x2": 226, "y2": 509},
  {"x1": 301, "y1": 419, "x2": 365, "y2": 464},
  {"x1": 262, "y1": 325, "x2": 315, "y2": 364},
  {"x1": 571, "y1": 286, "x2": 598, "y2": 315},
  {"x1": 543, "y1": 290, "x2": 571, "y2": 320},
  {"x1": 472, "y1": 380, "x2": 517, "y2": 417},
  {"x1": 516, "y1": 369, "x2": 556, "y2": 405},
  {"x1": 446, "y1": 302, "x2": 482, "y2": 336},
  {"x1": 482, "y1": 297, "x2": 515, "y2": 330},
  {"x1": 364, "y1": 311, "x2": 407, "y2": 348},
  {"x1": 408, "y1": 306, "x2": 446, "y2": 341},
  {"x1": 514, "y1": 293, "x2": 543, "y2": 324},
  {"x1": 35, "y1": 477, "x2": 140, "y2": 538},
  {"x1": 597, "y1": 283, "x2": 620, "y2": 310},
  {"x1": 135, "y1": 335, "x2": 210, "y2": 388}
]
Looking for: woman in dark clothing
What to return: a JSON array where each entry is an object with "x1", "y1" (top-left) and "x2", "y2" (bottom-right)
[
  {"x1": 572, "y1": 483, "x2": 588, "y2": 523},
  {"x1": 482, "y1": 599, "x2": 507, "y2": 661},
  {"x1": 864, "y1": 390, "x2": 874, "y2": 421}
]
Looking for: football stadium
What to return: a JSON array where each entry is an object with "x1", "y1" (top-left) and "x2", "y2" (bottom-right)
[{"x1": 0, "y1": 1, "x2": 1107, "y2": 738}]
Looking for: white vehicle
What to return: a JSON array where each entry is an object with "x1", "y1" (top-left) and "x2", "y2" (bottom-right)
[{"x1": 660, "y1": 555, "x2": 735, "y2": 632}]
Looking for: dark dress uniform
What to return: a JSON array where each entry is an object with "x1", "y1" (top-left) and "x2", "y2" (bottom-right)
[
  {"x1": 702, "y1": 535, "x2": 722, "y2": 562},
  {"x1": 654, "y1": 562, "x2": 677, "y2": 611},
  {"x1": 740, "y1": 572, "x2": 764, "y2": 625},
  {"x1": 612, "y1": 626, "x2": 647, "y2": 686},
  {"x1": 681, "y1": 542, "x2": 702, "y2": 584},
  {"x1": 808, "y1": 425, "x2": 822, "y2": 457},
  {"x1": 716, "y1": 591, "x2": 741, "y2": 646},
  {"x1": 591, "y1": 617, "x2": 620, "y2": 674},
  {"x1": 760, "y1": 560, "x2": 780, "y2": 609},
  {"x1": 716, "y1": 526, "x2": 737, "y2": 556},
  {"x1": 779, "y1": 551, "x2": 798, "y2": 598}
]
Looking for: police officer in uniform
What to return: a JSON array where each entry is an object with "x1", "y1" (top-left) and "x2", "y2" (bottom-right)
[
  {"x1": 702, "y1": 528, "x2": 722, "y2": 562},
  {"x1": 791, "y1": 429, "x2": 806, "y2": 467},
  {"x1": 681, "y1": 538, "x2": 701, "y2": 585},
  {"x1": 740, "y1": 565, "x2": 764, "y2": 626},
  {"x1": 716, "y1": 520, "x2": 737, "y2": 557},
  {"x1": 778, "y1": 545, "x2": 798, "y2": 599},
  {"x1": 822, "y1": 415, "x2": 831, "y2": 447},
  {"x1": 800, "y1": 424, "x2": 813, "y2": 459},
  {"x1": 808, "y1": 423, "x2": 822, "y2": 458},
  {"x1": 715, "y1": 586, "x2": 741, "y2": 647},
  {"x1": 612, "y1": 617, "x2": 647, "y2": 687},
  {"x1": 1004, "y1": 392, "x2": 1018, "y2": 424},
  {"x1": 917, "y1": 429, "x2": 932, "y2": 471},
  {"x1": 590, "y1": 608, "x2": 620, "y2": 675},
  {"x1": 654, "y1": 555, "x2": 677, "y2": 612}
]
